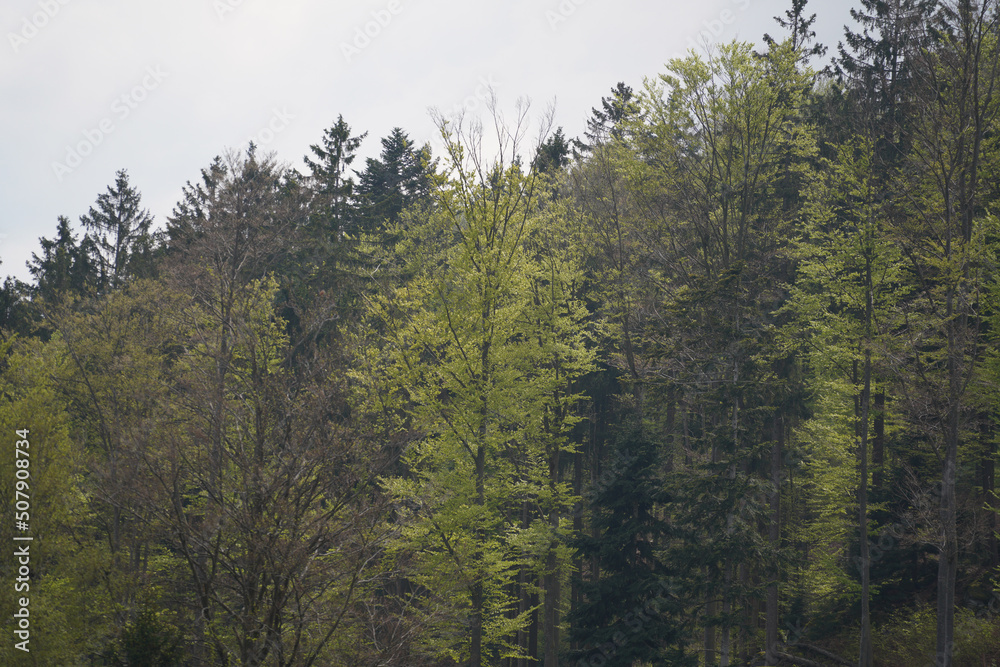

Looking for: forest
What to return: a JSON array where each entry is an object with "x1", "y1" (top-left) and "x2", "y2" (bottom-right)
[{"x1": 2, "y1": 0, "x2": 1000, "y2": 665}]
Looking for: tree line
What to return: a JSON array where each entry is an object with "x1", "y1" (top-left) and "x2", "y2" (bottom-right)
[{"x1": 2, "y1": 0, "x2": 1000, "y2": 665}]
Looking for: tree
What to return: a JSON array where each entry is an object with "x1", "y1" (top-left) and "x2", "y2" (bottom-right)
[
  {"x1": 39, "y1": 279, "x2": 183, "y2": 647},
  {"x1": 764, "y1": 0, "x2": 829, "y2": 65},
  {"x1": 160, "y1": 148, "x2": 390, "y2": 663},
  {"x1": 0, "y1": 274, "x2": 33, "y2": 336},
  {"x1": 893, "y1": 2, "x2": 1000, "y2": 663},
  {"x1": 0, "y1": 328, "x2": 124, "y2": 664},
  {"x1": 533, "y1": 127, "x2": 571, "y2": 175},
  {"x1": 157, "y1": 276, "x2": 386, "y2": 665},
  {"x1": 631, "y1": 39, "x2": 811, "y2": 663},
  {"x1": 298, "y1": 117, "x2": 375, "y2": 328},
  {"x1": 836, "y1": 0, "x2": 936, "y2": 166},
  {"x1": 567, "y1": 418, "x2": 691, "y2": 666},
  {"x1": 369, "y1": 104, "x2": 593, "y2": 666},
  {"x1": 571, "y1": 83, "x2": 643, "y2": 157},
  {"x1": 304, "y1": 114, "x2": 367, "y2": 239},
  {"x1": 355, "y1": 127, "x2": 434, "y2": 234},
  {"x1": 27, "y1": 216, "x2": 100, "y2": 301},
  {"x1": 79, "y1": 169, "x2": 155, "y2": 292},
  {"x1": 519, "y1": 191, "x2": 596, "y2": 666},
  {"x1": 163, "y1": 155, "x2": 229, "y2": 251},
  {"x1": 787, "y1": 136, "x2": 910, "y2": 667}
]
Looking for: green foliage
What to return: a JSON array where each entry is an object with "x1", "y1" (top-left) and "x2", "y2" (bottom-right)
[
  {"x1": 78, "y1": 169, "x2": 156, "y2": 292},
  {"x1": 5, "y1": 19, "x2": 1000, "y2": 665},
  {"x1": 568, "y1": 418, "x2": 693, "y2": 666},
  {"x1": 102, "y1": 609, "x2": 185, "y2": 667},
  {"x1": 782, "y1": 135, "x2": 910, "y2": 621},
  {"x1": 0, "y1": 335, "x2": 113, "y2": 664},
  {"x1": 356, "y1": 127, "x2": 434, "y2": 233},
  {"x1": 367, "y1": 114, "x2": 595, "y2": 664},
  {"x1": 872, "y1": 604, "x2": 1000, "y2": 667}
]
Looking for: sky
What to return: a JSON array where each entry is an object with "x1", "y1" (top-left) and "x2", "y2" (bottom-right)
[{"x1": 0, "y1": 0, "x2": 853, "y2": 284}]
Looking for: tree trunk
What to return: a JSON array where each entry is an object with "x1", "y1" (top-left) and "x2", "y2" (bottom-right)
[
  {"x1": 873, "y1": 390, "x2": 885, "y2": 490},
  {"x1": 544, "y1": 437, "x2": 561, "y2": 666},
  {"x1": 936, "y1": 276, "x2": 960, "y2": 667},
  {"x1": 985, "y1": 441, "x2": 999, "y2": 569},
  {"x1": 721, "y1": 559, "x2": 732, "y2": 667},
  {"x1": 766, "y1": 416, "x2": 781, "y2": 664},
  {"x1": 517, "y1": 501, "x2": 531, "y2": 667},
  {"x1": 858, "y1": 350, "x2": 873, "y2": 667},
  {"x1": 471, "y1": 438, "x2": 486, "y2": 667},
  {"x1": 529, "y1": 587, "x2": 539, "y2": 662},
  {"x1": 543, "y1": 552, "x2": 560, "y2": 666},
  {"x1": 705, "y1": 590, "x2": 717, "y2": 666},
  {"x1": 571, "y1": 446, "x2": 583, "y2": 653},
  {"x1": 859, "y1": 252, "x2": 874, "y2": 667},
  {"x1": 471, "y1": 579, "x2": 484, "y2": 667}
]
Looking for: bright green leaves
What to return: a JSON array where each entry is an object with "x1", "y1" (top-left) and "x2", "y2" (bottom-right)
[
  {"x1": 640, "y1": 40, "x2": 811, "y2": 274},
  {"x1": 367, "y1": 116, "x2": 595, "y2": 664}
]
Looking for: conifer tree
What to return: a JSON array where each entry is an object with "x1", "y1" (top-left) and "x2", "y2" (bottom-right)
[
  {"x1": 28, "y1": 216, "x2": 99, "y2": 300},
  {"x1": 78, "y1": 169, "x2": 155, "y2": 292},
  {"x1": 355, "y1": 127, "x2": 433, "y2": 234},
  {"x1": 568, "y1": 418, "x2": 692, "y2": 666},
  {"x1": 304, "y1": 114, "x2": 367, "y2": 239}
]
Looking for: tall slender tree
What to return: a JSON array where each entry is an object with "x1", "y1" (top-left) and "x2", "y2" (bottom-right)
[
  {"x1": 355, "y1": 127, "x2": 433, "y2": 234},
  {"x1": 894, "y1": 2, "x2": 1000, "y2": 663},
  {"x1": 78, "y1": 169, "x2": 155, "y2": 292},
  {"x1": 632, "y1": 39, "x2": 811, "y2": 663},
  {"x1": 304, "y1": 115, "x2": 367, "y2": 239},
  {"x1": 368, "y1": 104, "x2": 593, "y2": 666},
  {"x1": 788, "y1": 136, "x2": 909, "y2": 667}
]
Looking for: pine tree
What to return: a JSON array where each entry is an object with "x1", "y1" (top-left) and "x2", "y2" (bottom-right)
[
  {"x1": 0, "y1": 276, "x2": 31, "y2": 335},
  {"x1": 78, "y1": 169, "x2": 155, "y2": 292},
  {"x1": 764, "y1": 0, "x2": 828, "y2": 64},
  {"x1": 571, "y1": 83, "x2": 643, "y2": 157},
  {"x1": 304, "y1": 114, "x2": 367, "y2": 239},
  {"x1": 533, "y1": 127, "x2": 571, "y2": 175},
  {"x1": 28, "y1": 216, "x2": 98, "y2": 300},
  {"x1": 164, "y1": 156, "x2": 228, "y2": 251},
  {"x1": 568, "y1": 418, "x2": 692, "y2": 666},
  {"x1": 355, "y1": 127, "x2": 433, "y2": 234},
  {"x1": 836, "y1": 0, "x2": 936, "y2": 165}
]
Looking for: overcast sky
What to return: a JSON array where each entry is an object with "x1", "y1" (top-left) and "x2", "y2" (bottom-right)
[{"x1": 0, "y1": 0, "x2": 853, "y2": 284}]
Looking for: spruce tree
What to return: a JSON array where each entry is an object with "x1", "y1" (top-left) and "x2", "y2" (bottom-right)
[
  {"x1": 571, "y1": 83, "x2": 643, "y2": 157},
  {"x1": 836, "y1": 0, "x2": 936, "y2": 164},
  {"x1": 78, "y1": 169, "x2": 155, "y2": 292},
  {"x1": 568, "y1": 418, "x2": 692, "y2": 666},
  {"x1": 355, "y1": 127, "x2": 433, "y2": 234},
  {"x1": 28, "y1": 216, "x2": 99, "y2": 300},
  {"x1": 304, "y1": 114, "x2": 367, "y2": 239}
]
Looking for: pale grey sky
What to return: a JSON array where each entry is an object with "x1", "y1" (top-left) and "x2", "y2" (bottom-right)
[{"x1": 0, "y1": 0, "x2": 852, "y2": 284}]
